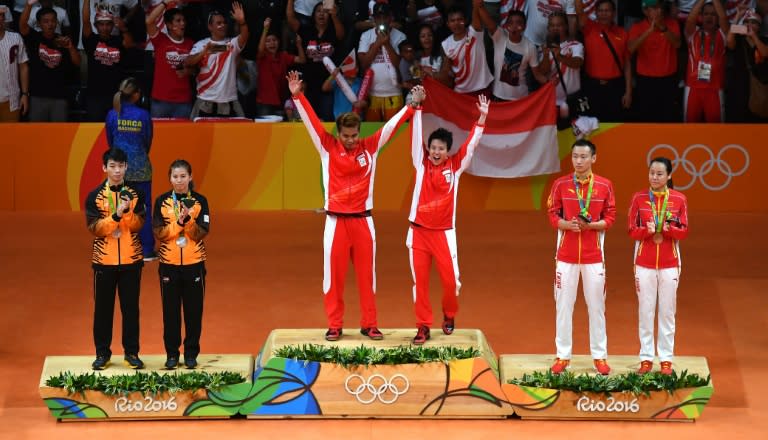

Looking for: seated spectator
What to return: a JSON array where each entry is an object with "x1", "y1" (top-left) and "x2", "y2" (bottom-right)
[
  {"x1": 358, "y1": 1, "x2": 407, "y2": 121},
  {"x1": 288, "y1": 0, "x2": 345, "y2": 122},
  {"x1": 414, "y1": 23, "x2": 452, "y2": 87},
  {"x1": 257, "y1": 17, "x2": 306, "y2": 116},
  {"x1": 146, "y1": 4, "x2": 194, "y2": 118},
  {"x1": 575, "y1": 0, "x2": 631, "y2": 122},
  {"x1": 480, "y1": 8, "x2": 546, "y2": 100},
  {"x1": 629, "y1": 0, "x2": 682, "y2": 122},
  {"x1": 82, "y1": 0, "x2": 135, "y2": 122},
  {"x1": 441, "y1": 2, "x2": 493, "y2": 96},
  {"x1": 27, "y1": 0, "x2": 70, "y2": 35},
  {"x1": 20, "y1": 3, "x2": 80, "y2": 121},
  {"x1": 0, "y1": 5, "x2": 29, "y2": 122},
  {"x1": 538, "y1": 11, "x2": 584, "y2": 117},
  {"x1": 684, "y1": 0, "x2": 728, "y2": 122},
  {"x1": 186, "y1": 2, "x2": 249, "y2": 118}
]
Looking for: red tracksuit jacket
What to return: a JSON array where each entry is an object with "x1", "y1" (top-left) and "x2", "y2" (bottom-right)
[
  {"x1": 547, "y1": 173, "x2": 617, "y2": 264},
  {"x1": 628, "y1": 189, "x2": 689, "y2": 269},
  {"x1": 292, "y1": 93, "x2": 414, "y2": 213}
]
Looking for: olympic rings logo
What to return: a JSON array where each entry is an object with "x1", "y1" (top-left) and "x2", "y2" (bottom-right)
[
  {"x1": 344, "y1": 373, "x2": 410, "y2": 405},
  {"x1": 647, "y1": 144, "x2": 750, "y2": 191}
]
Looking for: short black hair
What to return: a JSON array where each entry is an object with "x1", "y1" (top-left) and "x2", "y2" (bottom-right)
[
  {"x1": 446, "y1": 5, "x2": 465, "y2": 19},
  {"x1": 507, "y1": 10, "x2": 527, "y2": 25},
  {"x1": 164, "y1": 7, "x2": 184, "y2": 24},
  {"x1": 571, "y1": 139, "x2": 596, "y2": 155},
  {"x1": 36, "y1": 7, "x2": 57, "y2": 23},
  {"x1": 103, "y1": 148, "x2": 128, "y2": 165},
  {"x1": 428, "y1": 128, "x2": 453, "y2": 151}
]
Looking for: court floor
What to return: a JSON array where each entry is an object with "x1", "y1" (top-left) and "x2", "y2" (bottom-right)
[{"x1": 0, "y1": 210, "x2": 765, "y2": 439}]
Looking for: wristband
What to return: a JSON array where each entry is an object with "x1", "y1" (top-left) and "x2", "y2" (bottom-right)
[{"x1": 21, "y1": 92, "x2": 29, "y2": 96}]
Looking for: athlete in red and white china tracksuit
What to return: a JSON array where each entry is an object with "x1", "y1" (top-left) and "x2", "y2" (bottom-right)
[
  {"x1": 292, "y1": 91, "x2": 415, "y2": 332},
  {"x1": 547, "y1": 172, "x2": 616, "y2": 363},
  {"x1": 406, "y1": 106, "x2": 485, "y2": 330},
  {"x1": 628, "y1": 189, "x2": 689, "y2": 365}
]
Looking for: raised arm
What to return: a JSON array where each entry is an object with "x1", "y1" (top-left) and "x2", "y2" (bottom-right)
[
  {"x1": 475, "y1": 0, "x2": 497, "y2": 34},
  {"x1": 410, "y1": 85, "x2": 426, "y2": 168},
  {"x1": 145, "y1": 0, "x2": 167, "y2": 37},
  {"x1": 685, "y1": 0, "x2": 705, "y2": 38},
  {"x1": 455, "y1": 95, "x2": 488, "y2": 171},
  {"x1": 20, "y1": 1, "x2": 34, "y2": 36},
  {"x1": 115, "y1": 16, "x2": 135, "y2": 48},
  {"x1": 470, "y1": 0, "x2": 482, "y2": 32},
  {"x1": 328, "y1": 3, "x2": 345, "y2": 40},
  {"x1": 574, "y1": 0, "x2": 589, "y2": 30},
  {"x1": 713, "y1": 0, "x2": 730, "y2": 34},
  {"x1": 232, "y1": 2, "x2": 249, "y2": 50},
  {"x1": 286, "y1": 0, "x2": 300, "y2": 33},
  {"x1": 82, "y1": 0, "x2": 93, "y2": 38},
  {"x1": 257, "y1": 17, "x2": 270, "y2": 59},
  {"x1": 288, "y1": 70, "x2": 335, "y2": 153},
  {"x1": 294, "y1": 34, "x2": 307, "y2": 64}
]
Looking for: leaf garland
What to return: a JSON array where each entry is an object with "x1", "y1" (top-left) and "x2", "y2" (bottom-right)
[
  {"x1": 273, "y1": 344, "x2": 481, "y2": 367},
  {"x1": 509, "y1": 370, "x2": 711, "y2": 396},
  {"x1": 45, "y1": 371, "x2": 246, "y2": 397}
]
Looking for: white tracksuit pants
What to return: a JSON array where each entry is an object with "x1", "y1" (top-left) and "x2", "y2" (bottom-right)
[
  {"x1": 554, "y1": 261, "x2": 608, "y2": 360},
  {"x1": 635, "y1": 265, "x2": 679, "y2": 362}
]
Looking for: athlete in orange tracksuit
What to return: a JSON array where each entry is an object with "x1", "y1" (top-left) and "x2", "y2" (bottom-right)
[
  {"x1": 288, "y1": 70, "x2": 421, "y2": 341},
  {"x1": 546, "y1": 139, "x2": 616, "y2": 375},
  {"x1": 628, "y1": 156, "x2": 688, "y2": 375},
  {"x1": 85, "y1": 148, "x2": 145, "y2": 371},
  {"x1": 406, "y1": 91, "x2": 488, "y2": 345}
]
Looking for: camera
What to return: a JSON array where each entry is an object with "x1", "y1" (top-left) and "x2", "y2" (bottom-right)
[
  {"x1": 731, "y1": 24, "x2": 748, "y2": 35},
  {"x1": 377, "y1": 23, "x2": 388, "y2": 34},
  {"x1": 546, "y1": 34, "x2": 561, "y2": 49}
]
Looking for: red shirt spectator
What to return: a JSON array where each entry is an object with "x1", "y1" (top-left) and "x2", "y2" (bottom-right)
[
  {"x1": 629, "y1": 15, "x2": 681, "y2": 77},
  {"x1": 582, "y1": 18, "x2": 628, "y2": 80},
  {"x1": 150, "y1": 33, "x2": 193, "y2": 103}
]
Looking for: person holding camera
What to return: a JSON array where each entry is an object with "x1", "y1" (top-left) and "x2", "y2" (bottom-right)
[
  {"x1": 683, "y1": 0, "x2": 728, "y2": 122},
  {"x1": 106, "y1": 77, "x2": 155, "y2": 260},
  {"x1": 628, "y1": 157, "x2": 689, "y2": 375},
  {"x1": 538, "y1": 11, "x2": 584, "y2": 119},
  {"x1": 19, "y1": 0, "x2": 80, "y2": 121},
  {"x1": 358, "y1": 1, "x2": 407, "y2": 121},
  {"x1": 152, "y1": 159, "x2": 210, "y2": 369},
  {"x1": 185, "y1": 2, "x2": 249, "y2": 118},
  {"x1": 546, "y1": 140, "x2": 616, "y2": 376},
  {"x1": 85, "y1": 148, "x2": 146, "y2": 370},
  {"x1": 479, "y1": 8, "x2": 546, "y2": 100}
]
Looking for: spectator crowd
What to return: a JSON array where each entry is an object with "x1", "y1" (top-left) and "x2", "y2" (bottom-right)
[{"x1": 0, "y1": 0, "x2": 766, "y2": 123}]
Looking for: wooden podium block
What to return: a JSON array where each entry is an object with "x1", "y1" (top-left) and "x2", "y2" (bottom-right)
[
  {"x1": 39, "y1": 354, "x2": 253, "y2": 420},
  {"x1": 243, "y1": 328, "x2": 512, "y2": 419},
  {"x1": 500, "y1": 354, "x2": 714, "y2": 421}
]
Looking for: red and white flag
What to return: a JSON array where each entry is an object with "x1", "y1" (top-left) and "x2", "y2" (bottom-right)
[
  {"x1": 339, "y1": 49, "x2": 358, "y2": 77},
  {"x1": 421, "y1": 77, "x2": 559, "y2": 178}
]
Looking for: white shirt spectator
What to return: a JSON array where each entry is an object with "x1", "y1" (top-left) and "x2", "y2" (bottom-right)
[
  {"x1": 358, "y1": 27, "x2": 406, "y2": 97},
  {"x1": 548, "y1": 39, "x2": 583, "y2": 104},
  {"x1": 0, "y1": 30, "x2": 28, "y2": 111},
  {"x1": 441, "y1": 25, "x2": 493, "y2": 94},
  {"x1": 27, "y1": 5, "x2": 70, "y2": 34},
  {"x1": 190, "y1": 37, "x2": 242, "y2": 102},
  {"x1": 491, "y1": 28, "x2": 538, "y2": 100},
  {"x1": 295, "y1": 0, "x2": 322, "y2": 16},
  {"x1": 523, "y1": 0, "x2": 575, "y2": 46}
]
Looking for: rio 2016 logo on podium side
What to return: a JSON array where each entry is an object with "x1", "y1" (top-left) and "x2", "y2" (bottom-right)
[
  {"x1": 647, "y1": 144, "x2": 750, "y2": 191},
  {"x1": 344, "y1": 373, "x2": 410, "y2": 404}
]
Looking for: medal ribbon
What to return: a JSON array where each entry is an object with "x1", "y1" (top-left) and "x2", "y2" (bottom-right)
[
  {"x1": 699, "y1": 30, "x2": 715, "y2": 61},
  {"x1": 648, "y1": 188, "x2": 669, "y2": 233},
  {"x1": 573, "y1": 173, "x2": 593, "y2": 219},
  {"x1": 105, "y1": 182, "x2": 126, "y2": 215}
]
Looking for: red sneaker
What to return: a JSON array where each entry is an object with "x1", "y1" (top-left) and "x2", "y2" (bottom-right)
[
  {"x1": 412, "y1": 326, "x2": 430, "y2": 345},
  {"x1": 593, "y1": 359, "x2": 611, "y2": 375},
  {"x1": 441, "y1": 316, "x2": 455, "y2": 335},
  {"x1": 360, "y1": 327, "x2": 383, "y2": 340},
  {"x1": 637, "y1": 360, "x2": 653, "y2": 374},
  {"x1": 660, "y1": 361, "x2": 673, "y2": 375},
  {"x1": 550, "y1": 358, "x2": 570, "y2": 374},
  {"x1": 324, "y1": 328, "x2": 342, "y2": 341}
]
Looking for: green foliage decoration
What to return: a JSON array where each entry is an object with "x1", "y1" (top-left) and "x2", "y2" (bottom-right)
[
  {"x1": 509, "y1": 369, "x2": 711, "y2": 397},
  {"x1": 45, "y1": 371, "x2": 246, "y2": 397},
  {"x1": 273, "y1": 344, "x2": 481, "y2": 368}
]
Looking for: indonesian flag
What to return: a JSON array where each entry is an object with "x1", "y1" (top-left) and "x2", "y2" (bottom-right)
[
  {"x1": 339, "y1": 49, "x2": 358, "y2": 78},
  {"x1": 421, "y1": 77, "x2": 559, "y2": 178}
]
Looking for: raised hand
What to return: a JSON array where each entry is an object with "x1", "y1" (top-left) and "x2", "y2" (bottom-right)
[
  {"x1": 231, "y1": 2, "x2": 245, "y2": 24},
  {"x1": 410, "y1": 85, "x2": 426, "y2": 106},
  {"x1": 476, "y1": 94, "x2": 489, "y2": 125},
  {"x1": 287, "y1": 70, "x2": 303, "y2": 96}
]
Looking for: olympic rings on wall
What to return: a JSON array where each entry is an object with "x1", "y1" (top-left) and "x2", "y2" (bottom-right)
[
  {"x1": 647, "y1": 144, "x2": 750, "y2": 191},
  {"x1": 344, "y1": 373, "x2": 410, "y2": 404}
]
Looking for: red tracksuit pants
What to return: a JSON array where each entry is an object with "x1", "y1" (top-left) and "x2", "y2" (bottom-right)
[
  {"x1": 323, "y1": 214, "x2": 378, "y2": 329},
  {"x1": 406, "y1": 225, "x2": 460, "y2": 327},
  {"x1": 684, "y1": 86, "x2": 724, "y2": 122}
]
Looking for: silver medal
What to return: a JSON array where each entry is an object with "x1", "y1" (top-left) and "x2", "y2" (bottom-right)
[{"x1": 176, "y1": 235, "x2": 188, "y2": 248}]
